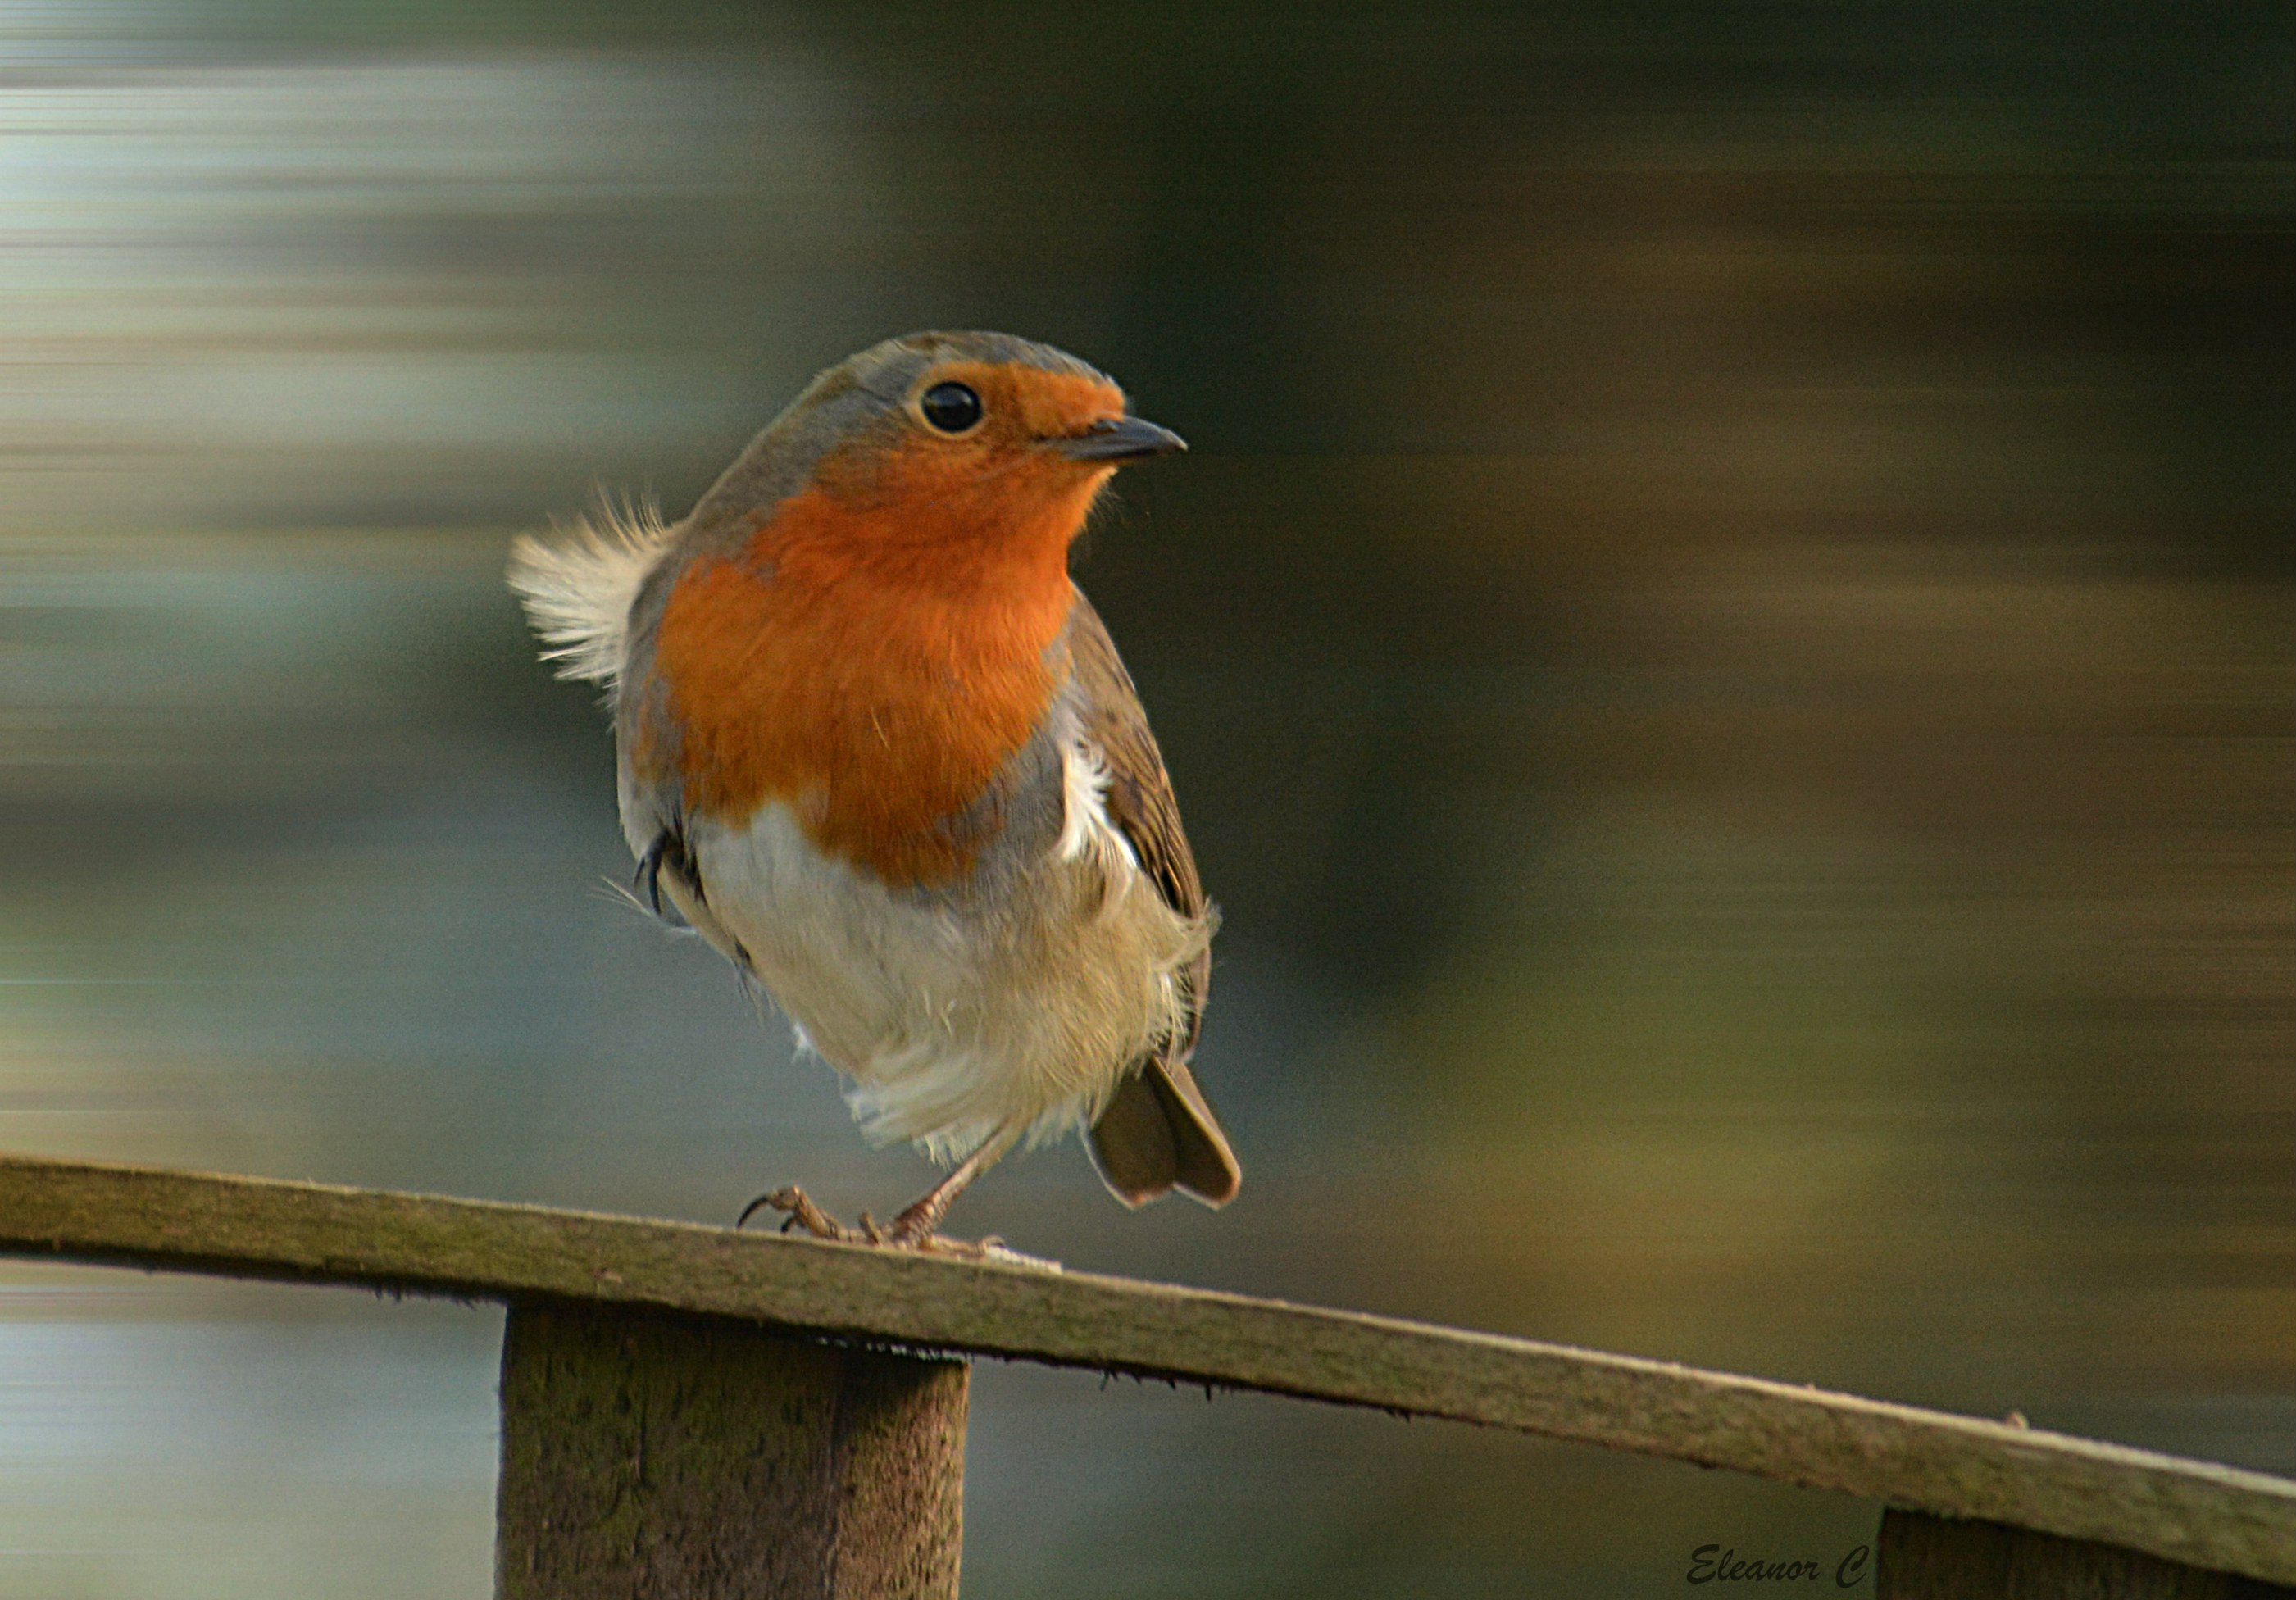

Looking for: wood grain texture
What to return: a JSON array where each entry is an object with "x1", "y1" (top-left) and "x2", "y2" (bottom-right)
[
  {"x1": 1, "y1": 1152, "x2": 2290, "y2": 1586},
  {"x1": 497, "y1": 1302, "x2": 964, "y2": 1600},
  {"x1": 1876, "y1": 1509, "x2": 2296, "y2": 1599}
]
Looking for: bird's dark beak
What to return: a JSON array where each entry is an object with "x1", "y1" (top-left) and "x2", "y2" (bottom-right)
[{"x1": 1055, "y1": 416, "x2": 1188, "y2": 463}]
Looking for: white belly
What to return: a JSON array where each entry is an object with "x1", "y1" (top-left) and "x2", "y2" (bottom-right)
[{"x1": 673, "y1": 751, "x2": 1209, "y2": 1165}]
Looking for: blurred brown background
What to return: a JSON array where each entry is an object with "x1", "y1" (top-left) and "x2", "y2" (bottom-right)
[{"x1": 1, "y1": 2, "x2": 2289, "y2": 1596}]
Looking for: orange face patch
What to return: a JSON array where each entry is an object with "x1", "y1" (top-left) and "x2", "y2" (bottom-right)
[
  {"x1": 812, "y1": 361, "x2": 1128, "y2": 512},
  {"x1": 646, "y1": 360, "x2": 1125, "y2": 885}
]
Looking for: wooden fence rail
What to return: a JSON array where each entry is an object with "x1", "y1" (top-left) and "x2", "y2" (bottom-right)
[{"x1": 0, "y1": 1153, "x2": 2289, "y2": 1598}]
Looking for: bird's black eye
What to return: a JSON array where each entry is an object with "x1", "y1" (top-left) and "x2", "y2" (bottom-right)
[{"x1": 919, "y1": 381, "x2": 984, "y2": 434}]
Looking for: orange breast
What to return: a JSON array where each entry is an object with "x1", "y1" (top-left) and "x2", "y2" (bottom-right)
[{"x1": 648, "y1": 458, "x2": 1107, "y2": 886}]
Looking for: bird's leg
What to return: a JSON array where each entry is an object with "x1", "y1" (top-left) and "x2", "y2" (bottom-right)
[
  {"x1": 735, "y1": 1184, "x2": 866, "y2": 1243},
  {"x1": 882, "y1": 1123, "x2": 1024, "y2": 1249}
]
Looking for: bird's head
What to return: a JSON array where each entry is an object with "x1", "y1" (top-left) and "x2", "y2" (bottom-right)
[{"x1": 685, "y1": 331, "x2": 1184, "y2": 582}]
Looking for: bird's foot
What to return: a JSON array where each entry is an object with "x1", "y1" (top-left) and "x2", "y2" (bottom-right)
[
  {"x1": 895, "y1": 1227, "x2": 1063, "y2": 1271},
  {"x1": 732, "y1": 1187, "x2": 1059, "y2": 1270},
  {"x1": 736, "y1": 1185, "x2": 871, "y2": 1243},
  {"x1": 733, "y1": 1186, "x2": 976, "y2": 1252},
  {"x1": 877, "y1": 1207, "x2": 1062, "y2": 1270}
]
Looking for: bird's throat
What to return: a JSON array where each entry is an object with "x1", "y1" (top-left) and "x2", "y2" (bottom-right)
[{"x1": 648, "y1": 478, "x2": 1097, "y2": 886}]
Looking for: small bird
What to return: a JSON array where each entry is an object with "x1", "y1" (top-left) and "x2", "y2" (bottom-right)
[{"x1": 509, "y1": 331, "x2": 1239, "y2": 1250}]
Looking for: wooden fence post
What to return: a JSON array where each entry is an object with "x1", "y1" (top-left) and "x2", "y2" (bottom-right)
[
  {"x1": 1875, "y1": 1507, "x2": 2296, "y2": 1599},
  {"x1": 494, "y1": 1300, "x2": 967, "y2": 1600},
  {"x1": 8, "y1": 1157, "x2": 2296, "y2": 1595}
]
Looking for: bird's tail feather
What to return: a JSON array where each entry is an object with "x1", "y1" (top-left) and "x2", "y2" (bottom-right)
[{"x1": 1088, "y1": 1058, "x2": 1243, "y2": 1208}]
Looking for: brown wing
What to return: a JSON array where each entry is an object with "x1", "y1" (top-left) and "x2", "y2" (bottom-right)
[
  {"x1": 1067, "y1": 589, "x2": 1242, "y2": 1207},
  {"x1": 1065, "y1": 589, "x2": 1208, "y2": 1040}
]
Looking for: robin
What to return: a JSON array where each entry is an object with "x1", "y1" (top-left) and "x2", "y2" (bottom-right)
[{"x1": 508, "y1": 330, "x2": 1240, "y2": 1251}]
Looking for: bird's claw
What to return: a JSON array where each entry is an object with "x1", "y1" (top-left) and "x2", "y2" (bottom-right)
[
  {"x1": 858, "y1": 1208, "x2": 954, "y2": 1252},
  {"x1": 733, "y1": 1186, "x2": 952, "y2": 1251},
  {"x1": 736, "y1": 1184, "x2": 867, "y2": 1243},
  {"x1": 732, "y1": 1186, "x2": 1057, "y2": 1269}
]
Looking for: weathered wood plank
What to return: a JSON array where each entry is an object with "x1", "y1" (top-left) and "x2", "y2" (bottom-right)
[
  {"x1": 497, "y1": 1302, "x2": 965, "y2": 1600},
  {"x1": 2, "y1": 1152, "x2": 2291, "y2": 1586},
  {"x1": 1876, "y1": 1508, "x2": 2296, "y2": 1599}
]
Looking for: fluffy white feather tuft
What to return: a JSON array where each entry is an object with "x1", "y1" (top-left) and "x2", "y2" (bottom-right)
[{"x1": 506, "y1": 498, "x2": 676, "y2": 688}]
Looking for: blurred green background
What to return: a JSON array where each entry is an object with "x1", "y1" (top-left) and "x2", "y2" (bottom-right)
[{"x1": 2, "y1": 2, "x2": 2290, "y2": 1595}]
